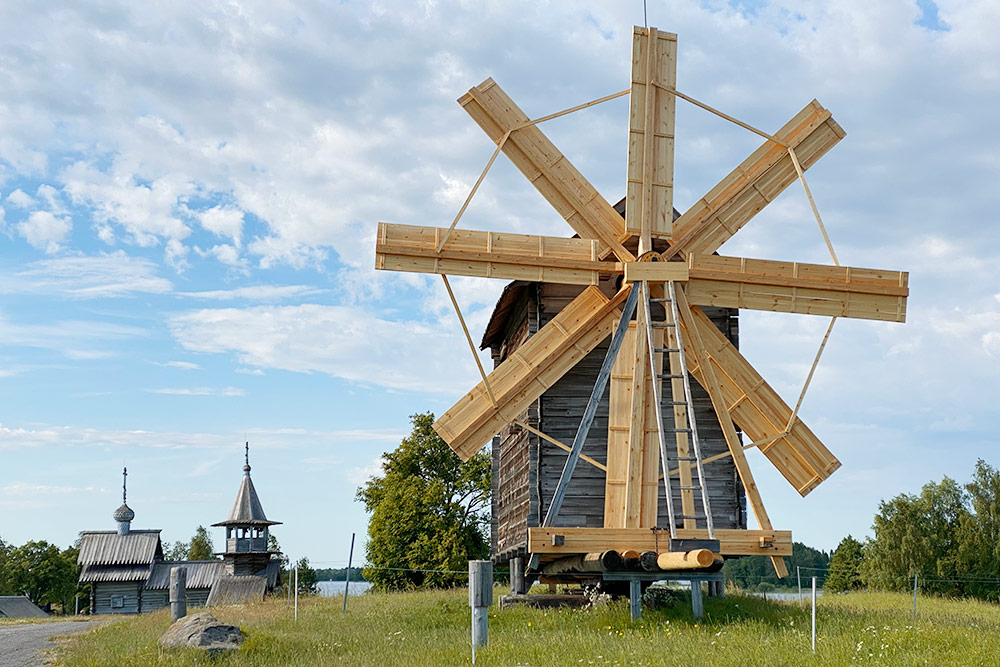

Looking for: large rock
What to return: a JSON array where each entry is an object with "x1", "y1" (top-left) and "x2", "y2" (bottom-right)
[{"x1": 159, "y1": 611, "x2": 244, "y2": 655}]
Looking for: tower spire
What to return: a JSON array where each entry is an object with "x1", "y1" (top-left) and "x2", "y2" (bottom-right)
[
  {"x1": 244, "y1": 441, "x2": 251, "y2": 473},
  {"x1": 122, "y1": 466, "x2": 128, "y2": 504}
]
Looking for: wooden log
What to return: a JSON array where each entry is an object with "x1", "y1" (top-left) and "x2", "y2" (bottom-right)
[
  {"x1": 640, "y1": 551, "x2": 660, "y2": 572},
  {"x1": 621, "y1": 549, "x2": 641, "y2": 570},
  {"x1": 169, "y1": 566, "x2": 187, "y2": 622},
  {"x1": 540, "y1": 551, "x2": 624, "y2": 575},
  {"x1": 656, "y1": 549, "x2": 715, "y2": 570}
]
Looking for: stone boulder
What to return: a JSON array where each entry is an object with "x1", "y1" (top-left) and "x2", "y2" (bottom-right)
[{"x1": 159, "y1": 611, "x2": 244, "y2": 655}]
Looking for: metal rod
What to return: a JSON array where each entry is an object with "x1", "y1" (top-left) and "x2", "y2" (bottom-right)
[
  {"x1": 785, "y1": 316, "x2": 837, "y2": 432},
  {"x1": 797, "y1": 566, "x2": 802, "y2": 606},
  {"x1": 811, "y1": 576, "x2": 817, "y2": 653},
  {"x1": 342, "y1": 532, "x2": 355, "y2": 614},
  {"x1": 542, "y1": 285, "x2": 638, "y2": 527},
  {"x1": 442, "y1": 274, "x2": 498, "y2": 407},
  {"x1": 787, "y1": 146, "x2": 840, "y2": 266},
  {"x1": 913, "y1": 573, "x2": 918, "y2": 620},
  {"x1": 294, "y1": 564, "x2": 299, "y2": 621},
  {"x1": 643, "y1": 281, "x2": 677, "y2": 539}
]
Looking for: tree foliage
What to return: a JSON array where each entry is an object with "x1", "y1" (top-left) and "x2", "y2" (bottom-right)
[
  {"x1": 357, "y1": 412, "x2": 490, "y2": 591},
  {"x1": 2, "y1": 540, "x2": 78, "y2": 609},
  {"x1": 825, "y1": 535, "x2": 865, "y2": 592},
  {"x1": 294, "y1": 556, "x2": 319, "y2": 595},
  {"x1": 187, "y1": 526, "x2": 216, "y2": 560},
  {"x1": 722, "y1": 542, "x2": 829, "y2": 591},
  {"x1": 164, "y1": 540, "x2": 190, "y2": 561}
]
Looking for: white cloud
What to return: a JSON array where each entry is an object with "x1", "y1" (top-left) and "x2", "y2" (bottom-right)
[
  {"x1": 168, "y1": 303, "x2": 488, "y2": 394},
  {"x1": 149, "y1": 386, "x2": 246, "y2": 397},
  {"x1": 6, "y1": 251, "x2": 173, "y2": 297},
  {"x1": 345, "y1": 456, "x2": 385, "y2": 485},
  {"x1": 6, "y1": 188, "x2": 33, "y2": 208},
  {"x1": 0, "y1": 312, "x2": 146, "y2": 358},
  {"x1": 157, "y1": 361, "x2": 201, "y2": 370},
  {"x1": 176, "y1": 285, "x2": 324, "y2": 301},
  {"x1": 198, "y1": 206, "x2": 244, "y2": 246},
  {"x1": 17, "y1": 210, "x2": 71, "y2": 252},
  {"x1": 1, "y1": 482, "x2": 106, "y2": 496}
]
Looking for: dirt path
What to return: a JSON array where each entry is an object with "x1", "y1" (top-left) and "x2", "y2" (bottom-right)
[{"x1": 0, "y1": 620, "x2": 106, "y2": 667}]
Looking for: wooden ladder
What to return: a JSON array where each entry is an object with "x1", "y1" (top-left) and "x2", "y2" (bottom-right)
[{"x1": 640, "y1": 280, "x2": 715, "y2": 540}]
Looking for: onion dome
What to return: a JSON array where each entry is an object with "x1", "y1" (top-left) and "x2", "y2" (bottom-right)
[{"x1": 113, "y1": 502, "x2": 135, "y2": 522}]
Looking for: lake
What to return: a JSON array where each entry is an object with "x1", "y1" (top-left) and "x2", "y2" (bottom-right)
[{"x1": 317, "y1": 580, "x2": 373, "y2": 597}]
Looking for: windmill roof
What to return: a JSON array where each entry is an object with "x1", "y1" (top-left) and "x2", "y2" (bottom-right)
[
  {"x1": 145, "y1": 560, "x2": 225, "y2": 590},
  {"x1": 206, "y1": 575, "x2": 267, "y2": 606},
  {"x1": 212, "y1": 469, "x2": 281, "y2": 527}
]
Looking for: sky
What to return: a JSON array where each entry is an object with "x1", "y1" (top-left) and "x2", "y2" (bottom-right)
[{"x1": 0, "y1": 0, "x2": 997, "y2": 567}]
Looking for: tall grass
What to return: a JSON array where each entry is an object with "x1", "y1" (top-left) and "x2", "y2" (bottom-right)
[{"x1": 53, "y1": 587, "x2": 1000, "y2": 666}]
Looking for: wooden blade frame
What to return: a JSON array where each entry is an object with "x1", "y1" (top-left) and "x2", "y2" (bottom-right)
[{"x1": 433, "y1": 285, "x2": 628, "y2": 460}]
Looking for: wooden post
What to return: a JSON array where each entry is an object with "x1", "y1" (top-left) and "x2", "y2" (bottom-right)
[
  {"x1": 691, "y1": 580, "x2": 704, "y2": 621},
  {"x1": 469, "y1": 560, "x2": 492, "y2": 661},
  {"x1": 912, "y1": 573, "x2": 918, "y2": 619},
  {"x1": 629, "y1": 578, "x2": 642, "y2": 621},
  {"x1": 342, "y1": 532, "x2": 355, "y2": 614},
  {"x1": 294, "y1": 564, "x2": 299, "y2": 621},
  {"x1": 169, "y1": 566, "x2": 187, "y2": 622},
  {"x1": 510, "y1": 557, "x2": 525, "y2": 595}
]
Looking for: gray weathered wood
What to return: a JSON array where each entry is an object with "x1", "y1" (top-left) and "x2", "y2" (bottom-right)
[
  {"x1": 691, "y1": 580, "x2": 704, "y2": 621},
  {"x1": 629, "y1": 578, "x2": 642, "y2": 621},
  {"x1": 169, "y1": 566, "x2": 187, "y2": 622},
  {"x1": 469, "y1": 560, "x2": 492, "y2": 650}
]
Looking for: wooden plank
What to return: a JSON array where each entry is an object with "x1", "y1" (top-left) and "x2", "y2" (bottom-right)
[
  {"x1": 528, "y1": 526, "x2": 793, "y2": 557},
  {"x1": 664, "y1": 101, "x2": 845, "y2": 260},
  {"x1": 603, "y1": 323, "x2": 664, "y2": 529},
  {"x1": 680, "y1": 305, "x2": 841, "y2": 496},
  {"x1": 623, "y1": 261, "x2": 689, "y2": 283},
  {"x1": 435, "y1": 286, "x2": 628, "y2": 460},
  {"x1": 624, "y1": 304, "x2": 650, "y2": 528},
  {"x1": 686, "y1": 254, "x2": 908, "y2": 323},
  {"x1": 626, "y1": 27, "x2": 677, "y2": 246},
  {"x1": 459, "y1": 79, "x2": 635, "y2": 263},
  {"x1": 376, "y1": 222, "x2": 617, "y2": 286}
]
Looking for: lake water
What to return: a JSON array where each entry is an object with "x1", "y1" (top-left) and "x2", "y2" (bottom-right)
[{"x1": 317, "y1": 580, "x2": 372, "y2": 597}]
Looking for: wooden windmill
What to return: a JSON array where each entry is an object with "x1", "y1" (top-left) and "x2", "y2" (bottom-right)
[{"x1": 375, "y1": 27, "x2": 908, "y2": 580}]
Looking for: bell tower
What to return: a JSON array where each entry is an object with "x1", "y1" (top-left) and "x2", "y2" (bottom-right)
[{"x1": 213, "y1": 443, "x2": 281, "y2": 576}]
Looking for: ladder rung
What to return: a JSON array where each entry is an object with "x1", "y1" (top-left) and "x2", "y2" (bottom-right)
[
  {"x1": 679, "y1": 513, "x2": 706, "y2": 520},
  {"x1": 657, "y1": 373, "x2": 686, "y2": 379},
  {"x1": 650, "y1": 298, "x2": 672, "y2": 303},
  {"x1": 669, "y1": 428, "x2": 693, "y2": 433},
  {"x1": 673, "y1": 456, "x2": 699, "y2": 461},
  {"x1": 650, "y1": 322, "x2": 676, "y2": 328},
  {"x1": 664, "y1": 400, "x2": 687, "y2": 406},
  {"x1": 678, "y1": 485, "x2": 702, "y2": 490},
  {"x1": 654, "y1": 347, "x2": 680, "y2": 354}
]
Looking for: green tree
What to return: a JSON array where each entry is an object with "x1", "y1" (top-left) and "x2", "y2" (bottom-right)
[
  {"x1": 357, "y1": 412, "x2": 490, "y2": 591},
  {"x1": 0, "y1": 536, "x2": 13, "y2": 595},
  {"x1": 953, "y1": 460, "x2": 1000, "y2": 600},
  {"x1": 294, "y1": 557, "x2": 319, "y2": 595},
  {"x1": 825, "y1": 535, "x2": 865, "y2": 592},
  {"x1": 861, "y1": 476, "x2": 969, "y2": 595},
  {"x1": 164, "y1": 540, "x2": 189, "y2": 561},
  {"x1": 722, "y1": 542, "x2": 829, "y2": 590},
  {"x1": 6, "y1": 541, "x2": 78, "y2": 610},
  {"x1": 187, "y1": 526, "x2": 216, "y2": 560}
]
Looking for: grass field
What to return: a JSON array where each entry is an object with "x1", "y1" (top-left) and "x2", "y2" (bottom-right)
[{"x1": 52, "y1": 587, "x2": 1000, "y2": 666}]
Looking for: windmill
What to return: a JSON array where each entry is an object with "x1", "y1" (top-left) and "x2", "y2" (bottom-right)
[{"x1": 375, "y1": 27, "x2": 908, "y2": 580}]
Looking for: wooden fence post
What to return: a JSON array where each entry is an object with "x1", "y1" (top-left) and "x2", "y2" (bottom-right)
[
  {"x1": 510, "y1": 556, "x2": 525, "y2": 595},
  {"x1": 469, "y1": 560, "x2": 492, "y2": 661},
  {"x1": 169, "y1": 566, "x2": 187, "y2": 622}
]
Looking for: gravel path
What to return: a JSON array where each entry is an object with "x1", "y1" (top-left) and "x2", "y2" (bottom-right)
[{"x1": 0, "y1": 620, "x2": 106, "y2": 667}]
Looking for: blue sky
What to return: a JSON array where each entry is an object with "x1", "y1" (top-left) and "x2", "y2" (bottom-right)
[{"x1": 1, "y1": 0, "x2": 997, "y2": 566}]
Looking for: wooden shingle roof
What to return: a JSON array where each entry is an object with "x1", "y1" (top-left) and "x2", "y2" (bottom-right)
[
  {"x1": 77, "y1": 530, "x2": 162, "y2": 566},
  {"x1": 146, "y1": 560, "x2": 225, "y2": 590},
  {"x1": 0, "y1": 596, "x2": 48, "y2": 619}
]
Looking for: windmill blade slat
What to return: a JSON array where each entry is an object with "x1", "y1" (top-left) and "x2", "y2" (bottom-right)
[
  {"x1": 681, "y1": 306, "x2": 841, "y2": 496},
  {"x1": 665, "y1": 100, "x2": 845, "y2": 259},
  {"x1": 459, "y1": 78, "x2": 635, "y2": 263},
  {"x1": 375, "y1": 222, "x2": 613, "y2": 286},
  {"x1": 626, "y1": 27, "x2": 677, "y2": 242},
  {"x1": 434, "y1": 286, "x2": 627, "y2": 460},
  {"x1": 686, "y1": 254, "x2": 909, "y2": 323}
]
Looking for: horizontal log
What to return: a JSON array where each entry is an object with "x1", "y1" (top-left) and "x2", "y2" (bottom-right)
[
  {"x1": 657, "y1": 549, "x2": 715, "y2": 570},
  {"x1": 528, "y1": 527, "x2": 793, "y2": 556},
  {"x1": 540, "y1": 551, "x2": 623, "y2": 575},
  {"x1": 624, "y1": 261, "x2": 689, "y2": 283}
]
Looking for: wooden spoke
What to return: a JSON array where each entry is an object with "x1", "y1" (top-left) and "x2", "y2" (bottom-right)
[
  {"x1": 459, "y1": 78, "x2": 636, "y2": 263},
  {"x1": 664, "y1": 100, "x2": 845, "y2": 260},
  {"x1": 626, "y1": 27, "x2": 677, "y2": 247},
  {"x1": 679, "y1": 305, "x2": 841, "y2": 497},
  {"x1": 375, "y1": 222, "x2": 615, "y2": 286},
  {"x1": 685, "y1": 254, "x2": 909, "y2": 323},
  {"x1": 434, "y1": 286, "x2": 629, "y2": 461}
]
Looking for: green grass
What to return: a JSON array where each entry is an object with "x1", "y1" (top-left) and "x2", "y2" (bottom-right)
[{"x1": 52, "y1": 588, "x2": 1000, "y2": 666}]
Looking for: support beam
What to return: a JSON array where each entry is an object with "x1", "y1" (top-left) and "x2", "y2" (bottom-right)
[{"x1": 528, "y1": 527, "x2": 793, "y2": 557}]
